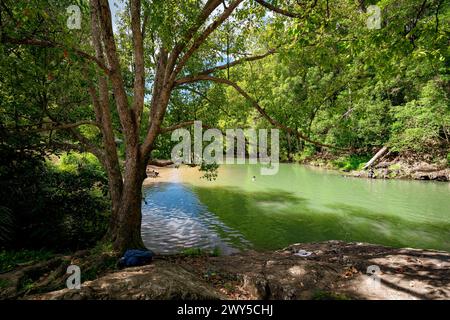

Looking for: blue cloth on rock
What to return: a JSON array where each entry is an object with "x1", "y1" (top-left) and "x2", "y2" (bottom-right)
[{"x1": 119, "y1": 249, "x2": 154, "y2": 267}]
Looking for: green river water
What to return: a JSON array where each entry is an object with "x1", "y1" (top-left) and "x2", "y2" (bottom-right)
[{"x1": 141, "y1": 164, "x2": 450, "y2": 254}]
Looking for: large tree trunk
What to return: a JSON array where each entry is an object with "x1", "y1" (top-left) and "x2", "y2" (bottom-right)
[
  {"x1": 107, "y1": 150, "x2": 148, "y2": 253},
  {"x1": 111, "y1": 180, "x2": 145, "y2": 252},
  {"x1": 104, "y1": 166, "x2": 123, "y2": 242}
]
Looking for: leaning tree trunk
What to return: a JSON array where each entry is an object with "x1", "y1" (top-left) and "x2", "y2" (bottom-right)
[{"x1": 363, "y1": 146, "x2": 389, "y2": 170}]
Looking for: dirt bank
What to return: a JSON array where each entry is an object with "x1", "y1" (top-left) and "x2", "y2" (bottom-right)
[
  {"x1": 349, "y1": 160, "x2": 450, "y2": 181},
  {"x1": 145, "y1": 154, "x2": 450, "y2": 182},
  {"x1": 302, "y1": 152, "x2": 450, "y2": 182},
  {"x1": 2, "y1": 241, "x2": 447, "y2": 300}
]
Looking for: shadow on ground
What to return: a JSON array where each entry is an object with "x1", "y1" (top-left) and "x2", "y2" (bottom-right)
[{"x1": 19, "y1": 241, "x2": 450, "y2": 300}]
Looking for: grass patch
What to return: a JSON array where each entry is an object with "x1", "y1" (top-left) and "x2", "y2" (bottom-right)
[
  {"x1": 312, "y1": 290, "x2": 351, "y2": 300},
  {"x1": 388, "y1": 163, "x2": 402, "y2": 171},
  {"x1": 181, "y1": 247, "x2": 221, "y2": 257},
  {"x1": 89, "y1": 240, "x2": 115, "y2": 256},
  {"x1": 0, "y1": 278, "x2": 11, "y2": 288},
  {"x1": 332, "y1": 155, "x2": 371, "y2": 171}
]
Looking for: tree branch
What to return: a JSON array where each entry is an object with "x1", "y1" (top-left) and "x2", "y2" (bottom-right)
[
  {"x1": 68, "y1": 127, "x2": 105, "y2": 162},
  {"x1": 159, "y1": 121, "x2": 197, "y2": 134},
  {"x1": 159, "y1": 120, "x2": 229, "y2": 134},
  {"x1": 169, "y1": 0, "x2": 244, "y2": 82},
  {"x1": 93, "y1": 0, "x2": 136, "y2": 146},
  {"x1": 1, "y1": 36, "x2": 110, "y2": 75},
  {"x1": 175, "y1": 85, "x2": 234, "y2": 118},
  {"x1": 142, "y1": 1, "x2": 236, "y2": 157},
  {"x1": 87, "y1": 4, "x2": 124, "y2": 185},
  {"x1": 165, "y1": 0, "x2": 223, "y2": 79},
  {"x1": 130, "y1": 0, "x2": 145, "y2": 126},
  {"x1": 193, "y1": 48, "x2": 276, "y2": 76},
  {"x1": 49, "y1": 141, "x2": 88, "y2": 153},
  {"x1": 5, "y1": 120, "x2": 100, "y2": 133},
  {"x1": 175, "y1": 75, "x2": 348, "y2": 151},
  {"x1": 254, "y1": 0, "x2": 317, "y2": 18},
  {"x1": 403, "y1": 0, "x2": 428, "y2": 37},
  {"x1": 159, "y1": 120, "x2": 268, "y2": 153}
]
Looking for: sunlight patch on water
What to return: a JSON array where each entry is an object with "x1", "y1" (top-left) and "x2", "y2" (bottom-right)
[{"x1": 141, "y1": 183, "x2": 251, "y2": 254}]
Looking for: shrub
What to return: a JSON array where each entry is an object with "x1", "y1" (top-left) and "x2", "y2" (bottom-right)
[
  {"x1": 389, "y1": 80, "x2": 449, "y2": 153},
  {"x1": 0, "y1": 249, "x2": 54, "y2": 273},
  {"x1": 294, "y1": 147, "x2": 315, "y2": 162},
  {"x1": 332, "y1": 155, "x2": 371, "y2": 171},
  {"x1": 0, "y1": 147, "x2": 110, "y2": 251},
  {"x1": 199, "y1": 161, "x2": 219, "y2": 181}
]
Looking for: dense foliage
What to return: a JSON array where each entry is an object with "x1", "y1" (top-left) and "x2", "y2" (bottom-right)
[
  {"x1": 147, "y1": 0, "x2": 450, "y2": 162},
  {"x1": 189, "y1": 0, "x2": 449, "y2": 160},
  {"x1": 0, "y1": 145, "x2": 110, "y2": 251}
]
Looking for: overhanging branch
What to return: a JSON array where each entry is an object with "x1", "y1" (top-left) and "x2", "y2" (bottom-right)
[
  {"x1": 1, "y1": 36, "x2": 110, "y2": 75},
  {"x1": 255, "y1": 0, "x2": 318, "y2": 18},
  {"x1": 174, "y1": 75, "x2": 348, "y2": 151},
  {"x1": 159, "y1": 121, "x2": 217, "y2": 134},
  {"x1": 5, "y1": 120, "x2": 100, "y2": 133},
  {"x1": 194, "y1": 48, "x2": 277, "y2": 76},
  {"x1": 170, "y1": 0, "x2": 244, "y2": 81}
]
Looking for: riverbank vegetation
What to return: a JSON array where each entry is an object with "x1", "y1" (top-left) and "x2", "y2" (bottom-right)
[
  {"x1": 148, "y1": 1, "x2": 450, "y2": 168},
  {"x1": 0, "y1": 146, "x2": 110, "y2": 253}
]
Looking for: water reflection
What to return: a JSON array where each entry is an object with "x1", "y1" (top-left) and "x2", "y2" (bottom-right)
[
  {"x1": 193, "y1": 185, "x2": 450, "y2": 252},
  {"x1": 141, "y1": 183, "x2": 251, "y2": 254}
]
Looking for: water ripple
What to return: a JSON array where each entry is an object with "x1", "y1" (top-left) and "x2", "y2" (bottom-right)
[{"x1": 141, "y1": 183, "x2": 251, "y2": 254}]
